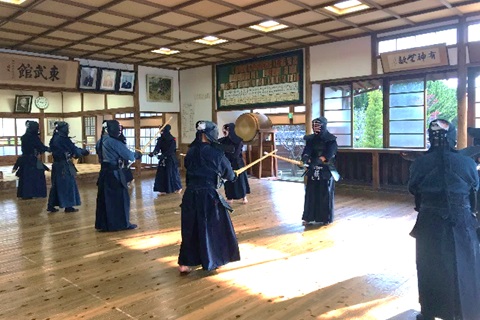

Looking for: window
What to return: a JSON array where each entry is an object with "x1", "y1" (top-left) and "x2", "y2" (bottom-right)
[
  {"x1": 426, "y1": 76, "x2": 458, "y2": 126},
  {"x1": 468, "y1": 22, "x2": 480, "y2": 42},
  {"x1": 83, "y1": 116, "x2": 96, "y2": 154},
  {"x1": 115, "y1": 112, "x2": 163, "y2": 119},
  {"x1": 0, "y1": 118, "x2": 39, "y2": 156},
  {"x1": 378, "y1": 28, "x2": 457, "y2": 54},
  {"x1": 252, "y1": 107, "x2": 289, "y2": 114},
  {"x1": 324, "y1": 84, "x2": 352, "y2": 147},
  {"x1": 140, "y1": 127, "x2": 160, "y2": 165},
  {"x1": 115, "y1": 113, "x2": 134, "y2": 119},
  {"x1": 353, "y1": 80, "x2": 383, "y2": 148},
  {"x1": 389, "y1": 79, "x2": 425, "y2": 148},
  {"x1": 294, "y1": 106, "x2": 305, "y2": 112},
  {"x1": 274, "y1": 124, "x2": 305, "y2": 182},
  {"x1": 122, "y1": 127, "x2": 136, "y2": 157}
]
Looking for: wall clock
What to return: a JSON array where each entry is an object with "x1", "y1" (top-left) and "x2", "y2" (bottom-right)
[{"x1": 35, "y1": 96, "x2": 49, "y2": 110}]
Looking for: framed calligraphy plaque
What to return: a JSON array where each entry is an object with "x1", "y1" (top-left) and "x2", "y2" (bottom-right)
[
  {"x1": 380, "y1": 44, "x2": 449, "y2": 73},
  {"x1": 216, "y1": 50, "x2": 304, "y2": 109},
  {"x1": 0, "y1": 52, "x2": 78, "y2": 89}
]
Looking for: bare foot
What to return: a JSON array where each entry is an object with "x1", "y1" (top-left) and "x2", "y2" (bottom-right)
[
  {"x1": 227, "y1": 199, "x2": 233, "y2": 204},
  {"x1": 178, "y1": 265, "x2": 193, "y2": 273},
  {"x1": 242, "y1": 197, "x2": 248, "y2": 204},
  {"x1": 175, "y1": 189, "x2": 182, "y2": 194}
]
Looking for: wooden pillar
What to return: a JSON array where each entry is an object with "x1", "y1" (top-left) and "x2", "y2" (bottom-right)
[
  {"x1": 371, "y1": 33, "x2": 378, "y2": 75},
  {"x1": 457, "y1": 18, "x2": 468, "y2": 148},
  {"x1": 372, "y1": 151, "x2": 380, "y2": 189},
  {"x1": 305, "y1": 48, "x2": 312, "y2": 134},
  {"x1": 467, "y1": 68, "x2": 476, "y2": 147},
  {"x1": 133, "y1": 64, "x2": 142, "y2": 176},
  {"x1": 211, "y1": 65, "x2": 217, "y2": 124}
]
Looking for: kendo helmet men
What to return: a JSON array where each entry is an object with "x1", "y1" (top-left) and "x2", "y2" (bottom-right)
[
  {"x1": 105, "y1": 120, "x2": 121, "y2": 138},
  {"x1": 26, "y1": 120, "x2": 39, "y2": 134},
  {"x1": 196, "y1": 121, "x2": 219, "y2": 143},
  {"x1": 427, "y1": 119, "x2": 456, "y2": 149},
  {"x1": 467, "y1": 127, "x2": 480, "y2": 146},
  {"x1": 312, "y1": 117, "x2": 327, "y2": 134},
  {"x1": 55, "y1": 121, "x2": 69, "y2": 136},
  {"x1": 162, "y1": 124, "x2": 171, "y2": 134}
]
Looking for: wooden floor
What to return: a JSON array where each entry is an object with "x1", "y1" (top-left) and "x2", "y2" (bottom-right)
[{"x1": 0, "y1": 174, "x2": 423, "y2": 320}]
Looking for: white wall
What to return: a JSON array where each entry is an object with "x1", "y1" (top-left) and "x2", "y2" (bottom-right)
[
  {"x1": 217, "y1": 110, "x2": 250, "y2": 138},
  {"x1": 310, "y1": 36, "x2": 372, "y2": 81},
  {"x1": 107, "y1": 94, "x2": 134, "y2": 109},
  {"x1": 63, "y1": 92, "x2": 82, "y2": 112},
  {"x1": 0, "y1": 89, "x2": 40, "y2": 114},
  {"x1": 138, "y1": 65, "x2": 179, "y2": 113},
  {"x1": 179, "y1": 66, "x2": 213, "y2": 144},
  {"x1": 63, "y1": 117, "x2": 83, "y2": 148}
]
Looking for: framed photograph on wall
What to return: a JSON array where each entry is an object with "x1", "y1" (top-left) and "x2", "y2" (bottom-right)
[
  {"x1": 14, "y1": 95, "x2": 33, "y2": 113},
  {"x1": 99, "y1": 69, "x2": 118, "y2": 91},
  {"x1": 46, "y1": 118, "x2": 61, "y2": 135},
  {"x1": 78, "y1": 66, "x2": 99, "y2": 90},
  {"x1": 146, "y1": 74, "x2": 173, "y2": 102},
  {"x1": 118, "y1": 71, "x2": 135, "y2": 93}
]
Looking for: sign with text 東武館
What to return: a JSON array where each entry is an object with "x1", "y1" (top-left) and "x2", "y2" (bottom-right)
[
  {"x1": 380, "y1": 44, "x2": 449, "y2": 73},
  {"x1": 0, "y1": 52, "x2": 79, "y2": 89}
]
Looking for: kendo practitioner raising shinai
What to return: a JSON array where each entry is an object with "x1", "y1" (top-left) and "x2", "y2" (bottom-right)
[
  {"x1": 301, "y1": 117, "x2": 338, "y2": 226},
  {"x1": 409, "y1": 119, "x2": 480, "y2": 320},
  {"x1": 47, "y1": 121, "x2": 89, "y2": 213},
  {"x1": 14, "y1": 120, "x2": 50, "y2": 199},
  {"x1": 148, "y1": 124, "x2": 183, "y2": 195},
  {"x1": 95, "y1": 120, "x2": 142, "y2": 232},
  {"x1": 218, "y1": 123, "x2": 250, "y2": 204},
  {"x1": 177, "y1": 121, "x2": 240, "y2": 273}
]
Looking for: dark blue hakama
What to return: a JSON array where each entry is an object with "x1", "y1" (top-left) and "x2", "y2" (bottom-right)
[{"x1": 178, "y1": 142, "x2": 240, "y2": 271}]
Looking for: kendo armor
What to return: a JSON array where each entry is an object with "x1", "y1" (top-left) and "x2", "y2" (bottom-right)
[
  {"x1": 303, "y1": 117, "x2": 335, "y2": 181},
  {"x1": 427, "y1": 119, "x2": 456, "y2": 150}
]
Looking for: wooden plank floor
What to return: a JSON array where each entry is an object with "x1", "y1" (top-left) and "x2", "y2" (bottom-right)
[{"x1": 0, "y1": 173, "x2": 422, "y2": 320}]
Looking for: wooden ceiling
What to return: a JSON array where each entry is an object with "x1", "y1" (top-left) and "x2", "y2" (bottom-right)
[{"x1": 0, "y1": 0, "x2": 478, "y2": 70}]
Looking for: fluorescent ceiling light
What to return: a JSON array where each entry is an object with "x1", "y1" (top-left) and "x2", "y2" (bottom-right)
[
  {"x1": 0, "y1": 0, "x2": 27, "y2": 3},
  {"x1": 249, "y1": 20, "x2": 288, "y2": 32},
  {"x1": 151, "y1": 48, "x2": 180, "y2": 55},
  {"x1": 324, "y1": 0, "x2": 369, "y2": 15},
  {"x1": 194, "y1": 36, "x2": 228, "y2": 45}
]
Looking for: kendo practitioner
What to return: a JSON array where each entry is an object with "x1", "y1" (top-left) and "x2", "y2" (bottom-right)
[
  {"x1": 95, "y1": 120, "x2": 142, "y2": 232},
  {"x1": 15, "y1": 120, "x2": 50, "y2": 199},
  {"x1": 467, "y1": 126, "x2": 480, "y2": 213},
  {"x1": 218, "y1": 123, "x2": 250, "y2": 204},
  {"x1": 148, "y1": 124, "x2": 182, "y2": 194},
  {"x1": 118, "y1": 124, "x2": 134, "y2": 185},
  {"x1": 409, "y1": 119, "x2": 480, "y2": 320},
  {"x1": 47, "y1": 121, "x2": 89, "y2": 213},
  {"x1": 301, "y1": 117, "x2": 338, "y2": 226},
  {"x1": 177, "y1": 121, "x2": 240, "y2": 273}
]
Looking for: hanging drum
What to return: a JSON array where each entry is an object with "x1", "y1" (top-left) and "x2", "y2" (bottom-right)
[{"x1": 234, "y1": 113, "x2": 273, "y2": 144}]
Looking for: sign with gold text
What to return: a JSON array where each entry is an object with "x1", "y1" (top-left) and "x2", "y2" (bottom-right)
[
  {"x1": 380, "y1": 44, "x2": 449, "y2": 73},
  {"x1": 0, "y1": 52, "x2": 78, "y2": 89},
  {"x1": 216, "y1": 50, "x2": 304, "y2": 109}
]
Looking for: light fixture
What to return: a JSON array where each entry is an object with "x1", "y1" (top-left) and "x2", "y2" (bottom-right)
[
  {"x1": 324, "y1": 0, "x2": 369, "y2": 15},
  {"x1": 249, "y1": 20, "x2": 288, "y2": 33},
  {"x1": 151, "y1": 48, "x2": 180, "y2": 55},
  {"x1": 0, "y1": 0, "x2": 27, "y2": 3},
  {"x1": 193, "y1": 36, "x2": 228, "y2": 46}
]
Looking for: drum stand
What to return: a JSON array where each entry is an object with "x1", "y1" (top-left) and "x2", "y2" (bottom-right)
[{"x1": 246, "y1": 129, "x2": 278, "y2": 179}]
